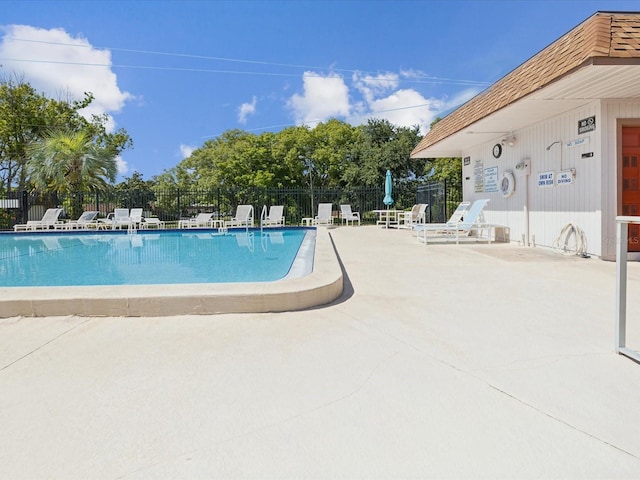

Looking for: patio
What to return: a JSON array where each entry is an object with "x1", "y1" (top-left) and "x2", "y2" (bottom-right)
[{"x1": 1, "y1": 225, "x2": 640, "y2": 478}]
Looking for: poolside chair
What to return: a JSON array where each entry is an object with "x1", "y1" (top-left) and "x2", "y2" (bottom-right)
[
  {"x1": 416, "y1": 199, "x2": 491, "y2": 244},
  {"x1": 260, "y1": 205, "x2": 285, "y2": 228},
  {"x1": 60, "y1": 210, "x2": 99, "y2": 230},
  {"x1": 340, "y1": 204, "x2": 360, "y2": 226},
  {"x1": 225, "y1": 205, "x2": 254, "y2": 228},
  {"x1": 111, "y1": 208, "x2": 133, "y2": 230},
  {"x1": 13, "y1": 208, "x2": 63, "y2": 231},
  {"x1": 414, "y1": 201, "x2": 469, "y2": 237},
  {"x1": 398, "y1": 204, "x2": 428, "y2": 229},
  {"x1": 142, "y1": 217, "x2": 165, "y2": 229},
  {"x1": 178, "y1": 212, "x2": 214, "y2": 229},
  {"x1": 313, "y1": 203, "x2": 333, "y2": 226},
  {"x1": 129, "y1": 208, "x2": 144, "y2": 229}
]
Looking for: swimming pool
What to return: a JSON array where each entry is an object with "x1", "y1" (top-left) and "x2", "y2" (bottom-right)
[
  {"x1": 0, "y1": 228, "x2": 313, "y2": 287},
  {"x1": 0, "y1": 227, "x2": 343, "y2": 317}
]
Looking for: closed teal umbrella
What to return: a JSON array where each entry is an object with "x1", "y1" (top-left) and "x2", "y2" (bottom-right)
[
  {"x1": 383, "y1": 170, "x2": 394, "y2": 206},
  {"x1": 383, "y1": 170, "x2": 394, "y2": 228}
]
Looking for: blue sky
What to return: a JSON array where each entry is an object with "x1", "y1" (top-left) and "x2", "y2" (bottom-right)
[{"x1": 1, "y1": 0, "x2": 638, "y2": 181}]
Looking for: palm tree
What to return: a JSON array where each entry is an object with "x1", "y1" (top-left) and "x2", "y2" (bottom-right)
[{"x1": 27, "y1": 129, "x2": 118, "y2": 218}]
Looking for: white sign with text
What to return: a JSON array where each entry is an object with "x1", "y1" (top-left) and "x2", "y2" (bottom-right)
[
  {"x1": 538, "y1": 171, "x2": 555, "y2": 188},
  {"x1": 556, "y1": 170, "x2": 574, "y2": 186}
]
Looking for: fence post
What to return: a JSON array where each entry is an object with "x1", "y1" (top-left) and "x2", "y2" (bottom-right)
[
  {"x1": 177, "y1": 188, "x2": 181, "y2": 220},
  {"x1": 444, "y1": 180, "x2": 449, "y2": 221},
  {"x1": 21, "y1": 190, "x2": 29, "y2": 223}
]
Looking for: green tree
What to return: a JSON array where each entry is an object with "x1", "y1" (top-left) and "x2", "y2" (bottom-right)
[
  {"x1": 26, "y1": 129, "x2": 118, "y2": 218},
  {"x1": 116, "y1": 171, "x2": 156, "y2": 211},
  {"x1": 342, "y1": 119, "x2": 422, "y2": 189},
  {"x1": 0, "y1": 77, "x2": 132, "y2": 193},
  {"x1": 423, "y1": 117, "x2": 462, "y2": 194},
  {"x1": 0, "y1": 79, "x2": 49, "y2": 193}
]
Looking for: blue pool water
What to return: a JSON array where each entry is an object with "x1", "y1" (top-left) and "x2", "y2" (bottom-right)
[{"x1": 0, "y1": 228, "x2": 314, "y2": 287}]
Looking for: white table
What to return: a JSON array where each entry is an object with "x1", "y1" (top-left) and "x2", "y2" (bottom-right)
[{"x1": 372, "y1": 209, "x2": 401, "y2": 228}]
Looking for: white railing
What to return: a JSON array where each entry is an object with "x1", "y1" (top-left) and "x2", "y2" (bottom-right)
[{"x1": 615, "y1": 216, "x2": 640, "y2": 363}]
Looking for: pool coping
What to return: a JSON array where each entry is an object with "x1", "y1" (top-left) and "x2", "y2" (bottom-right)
[{"x1": 0, "y1": 227, "x2": 343, "y2": 317}]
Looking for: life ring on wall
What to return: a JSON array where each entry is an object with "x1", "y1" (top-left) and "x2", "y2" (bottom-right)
[{"x1": 500, "y1": 171, "x2": 515, "y2": 197}]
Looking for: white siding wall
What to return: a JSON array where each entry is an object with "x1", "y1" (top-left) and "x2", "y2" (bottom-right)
[{"x1": 462, "y1": 101, "x2": 607, "y2": 255}]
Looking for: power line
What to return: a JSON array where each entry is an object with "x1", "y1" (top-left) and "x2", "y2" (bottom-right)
[{"x1": 3, "y1": 36, "x2": 491, "y2": 87}]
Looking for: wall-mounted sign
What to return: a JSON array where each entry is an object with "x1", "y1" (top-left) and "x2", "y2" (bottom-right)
[
  {"x1": 463, "y1": 156, "x2": 471, "y2": 166},
  {"x1": 484, "y1": 166, "x2": 499, "y2": 193},
  {"x1": 556, "y1": 170, "x2": 574, "y2": 186},
  {"x1": 566, "y1": 137, "x2": 590, "y2": 148},
  {"x1": 582, "y1": 152, "x2": 594, "y2": 158},
  {"x1": 474, "y1": 159, "x2": 484, "y2": 193},
  {"x1": 538, "y1": 171, "x2": 555, "y2": 188},
  {"x1": 578, "y1": 116, "x2": 596, "y2": 134}
]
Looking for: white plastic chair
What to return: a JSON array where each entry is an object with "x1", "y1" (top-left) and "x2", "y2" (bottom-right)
[
  {"x1": 260, "y1": 205, "x2": 285, "y2": 228},
  {"x1": 225, "y1": 205, "x2": 254, "y2": 228},
  {"x1": 399, "y1": 204, "x2": 428, "y2": 229},
  {"x1": 314, "y1": 203, "x2": 333, "y2": 226},
  {"x1": 13, "y1": 208, "x2": 63, "y2": 231},
  {"x1": 415, "y1": 200, "x2": 491, "y2": 244},
  {"x1": 340, "y1": 204, "x2": 360, "y2": 226},
  {"x1": 178, "y1": 213, "x2": 214, "y2": 229}
]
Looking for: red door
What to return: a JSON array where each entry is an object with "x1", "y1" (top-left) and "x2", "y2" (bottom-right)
[{"x1": 622, "y1": 127, "x2": 640, "y2": 251}]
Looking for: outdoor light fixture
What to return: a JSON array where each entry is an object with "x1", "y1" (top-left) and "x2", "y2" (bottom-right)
[{"x1": 501, "y1": 133, "x2": 517, "y2": 147}]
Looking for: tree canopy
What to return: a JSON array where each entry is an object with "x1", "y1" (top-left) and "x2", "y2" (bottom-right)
[
  {"x1": 0, "y1": 76, "x2": 132, "y2": 194},
  {"x1": 162, "y1": 118, "x2": 430, "y2": 191},
  {"x1": 27, "y1": 129, "x2": 119, "y2": 218}
]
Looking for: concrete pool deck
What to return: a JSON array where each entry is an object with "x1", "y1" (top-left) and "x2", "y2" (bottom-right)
[{"x1": 2, "y1": 225, "x2": 640, "y2": 478}]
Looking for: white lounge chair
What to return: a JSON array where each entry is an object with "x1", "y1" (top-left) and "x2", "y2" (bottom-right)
[
  {"x1": 142, "y1": 217, "x2": 165, "y2": 229},
  {"x1": 414, "y1": 201, "x2": 470, "y2": 236},
  {"x1": 13, "y1": 208, "x2": 63, "y2": 231},
  {"x1": 178, "y1": 212, "x2": 215, "y2": 229},
  {"x1": 225, "y1": 205, "x2": 254, "y2": 228},
  {"x1": 340, "y1": 204, "x2": 360, "y2": 226},
  {"x1": 59, "y1": 210, "x2": 99, "y2": 230},
  {"x1": 398, "y1": 204, "x2": 428, "y2": 229},
  {"x1": 260, "y1": 205, "x2": 285, "y2": 228},
  {"x1": 314, "y1": 203, "x2": 333, "y2": 226},
  {"x1": 416, "y1": 199, "x2": 492, "y2": 244}
]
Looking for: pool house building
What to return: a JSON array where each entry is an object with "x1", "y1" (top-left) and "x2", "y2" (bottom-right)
[{"x1": 411, "y1": 11, "x2": 640, "y2": 260}]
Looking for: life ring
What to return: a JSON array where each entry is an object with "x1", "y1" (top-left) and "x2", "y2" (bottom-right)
[{"x1": 500, "y1": 171, "x2": 515, "y2": 197}]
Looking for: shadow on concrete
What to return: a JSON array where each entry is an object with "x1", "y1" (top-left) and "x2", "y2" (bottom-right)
[{"x1": 302, "y1": 231, "x2": 354, "y2": 311}]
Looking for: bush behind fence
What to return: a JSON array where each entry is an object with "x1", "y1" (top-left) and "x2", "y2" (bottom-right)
[{"x1": 0, "y1": 181, "x2": 460, "y2": 230}]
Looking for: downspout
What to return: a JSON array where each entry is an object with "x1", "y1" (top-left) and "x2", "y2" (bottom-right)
[
  {"x1": 524, "y1": 172, "x2": 530, "y2": 246},
  {"x1": 516, "y1": 158, "x2": 531, "y2": 246}
]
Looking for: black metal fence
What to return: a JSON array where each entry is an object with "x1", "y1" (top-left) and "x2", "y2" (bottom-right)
[
  {"x1": 0, "y1": 181, "x2": 461, "y2": 231},
  {"x1": 416, "y1": 181, "x2": 463, "y2": 224}
]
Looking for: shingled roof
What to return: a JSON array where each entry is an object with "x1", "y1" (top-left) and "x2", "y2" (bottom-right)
[{"x1": 411, "y1": 11, "x2": 640, "y2": 158}]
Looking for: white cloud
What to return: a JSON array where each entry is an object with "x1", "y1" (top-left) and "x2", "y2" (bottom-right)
[
  {"x1": 115, "y1": 156, "x2": 128, "y2": 176},
  {"x1": 346, "y1": 89, "x2": 438, "y2": 135},
  {"x1": 286, "y1": 71, "x2": 350, "y2": 125},
  {"x1": 352, "y1": 72, "x2": 398, "y2": 103},
  {"x1": 179, "y1": 144, "x2": 196, "y2": 159},
  {"x1": 286, "y1": 69, "x2": 480, "y2": 135},
  {"x1": 238, "y1": 96, "x2": 257, "y2": 124},
  {"x1": 0, "y1": 25, "x2": 132, "y2": 132}
]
